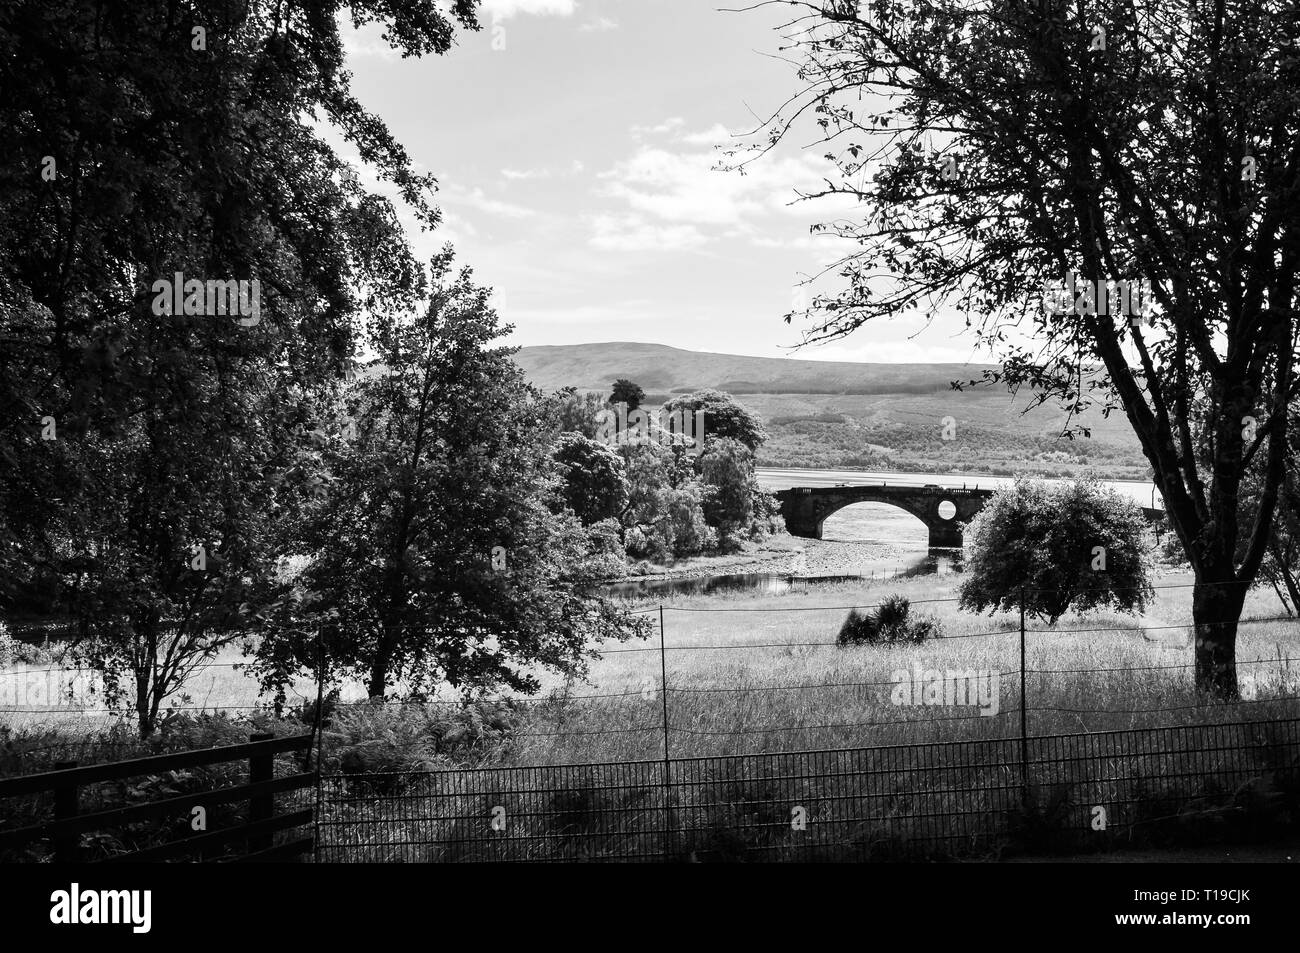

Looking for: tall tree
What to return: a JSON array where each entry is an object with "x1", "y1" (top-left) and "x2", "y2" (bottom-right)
[
  {"x1": 754, "y1": 0, "x2": 1299, "y2": 697},
  {"x1": 255, "y1": 252, "x2": 649, "y2": 700},
  {"x1": 0, "y1": 0, "x2": 477, "y2": 731}
]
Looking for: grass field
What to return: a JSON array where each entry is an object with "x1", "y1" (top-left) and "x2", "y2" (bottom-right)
[
  {"x1": 7, "y1": 570, "x2": 1299, "y2": 862},
  {"x1": 505, "y1": 571, "x2": 1300, "y2": 765},
  {"x1": 5, "y1": 570, "x2": 1297, "y2": 766}
]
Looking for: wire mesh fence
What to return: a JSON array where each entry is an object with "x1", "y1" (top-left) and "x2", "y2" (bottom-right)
[
  {"x1": 316, "y1": 716, "x2": 1300, "y2": 862},
  {"x1": 4, "y1": 580, "x2": 1300, "y2": 860}
]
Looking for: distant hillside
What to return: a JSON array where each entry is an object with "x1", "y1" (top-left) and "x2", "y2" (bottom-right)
[
  {"x1": 514, "y1": 343, "x2": 989, "y2": 396},
  {"x1": 513, "y1": 343, "x2": 1150, "y2": 479}
]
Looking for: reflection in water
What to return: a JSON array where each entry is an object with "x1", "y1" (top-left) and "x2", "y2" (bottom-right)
[{"x1": 597, "y1": 548, "x2": 963, "y2": 600}]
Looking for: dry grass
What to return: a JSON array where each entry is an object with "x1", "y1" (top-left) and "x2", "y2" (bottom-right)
[{"x1": 3, "y1": 570, "x2": 1298, "y2": 768}]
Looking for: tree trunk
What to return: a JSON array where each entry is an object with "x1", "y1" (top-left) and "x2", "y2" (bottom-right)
[
  {"x1": 368, "y1": 626, "x2": 398, "y2": 699},
  {"x1": 1191, "y1": 578, "x2": 1245, "y2": 700},
  {"x1": 367, "y1": 655, "x2": 389, "y2": 699},
  {"x1": 136, "y1": 676, "x2": 153, "y2": 738}
]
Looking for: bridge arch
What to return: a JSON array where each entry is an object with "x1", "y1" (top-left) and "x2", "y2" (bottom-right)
[
  {"x1": 774, "y1": 484, "x2": 989, "y2": 548},
  {"x1": 819, "y1": 499, "x2": 934, "y2": 544}
]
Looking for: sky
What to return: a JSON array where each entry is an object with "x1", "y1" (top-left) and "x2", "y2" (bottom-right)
[{"x1": 338, "y1": 0, "x2": 989, "y2": 364}]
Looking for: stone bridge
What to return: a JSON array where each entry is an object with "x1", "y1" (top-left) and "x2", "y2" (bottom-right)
[{"x1": 773, "y1": 482, "x2": 1166, "y2": 548}]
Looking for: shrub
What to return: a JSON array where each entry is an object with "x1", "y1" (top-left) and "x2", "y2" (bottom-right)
[
  {"x1": 837, "y1": 597, "x2": 941, "y2": 646},
  {"x1": 0, "y1": 624, "x2": 61, "y2": 667},
  {"x1": 321, "y1": 697, "x2": 522, "y2": 779},
  {"x1": 836, "y1": 608, "x2": 877, "y2": 646},
  {"x1": 958, "y1": 477, "x2": 1155, "y2": 622}
]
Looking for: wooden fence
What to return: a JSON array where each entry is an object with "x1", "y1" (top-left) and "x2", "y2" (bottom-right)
[{"x1": 0, "y1": 733, "x2": 316, "y2": 862}]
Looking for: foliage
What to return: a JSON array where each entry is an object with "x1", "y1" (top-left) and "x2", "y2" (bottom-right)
[
  {"x1": 663, "y1": 389, "x2": 768, "y2": 452},
  {"x1": 958, "y1": 479, "x2": 1155, "y2": 623},
  {"x1": 0, "y1": 0, "x2": 479, "y2": 733},
  {"x1": 322, "y1": 698, "x2": 521, "y2": 776},
  {"x1": 836, "y1": 596, "x2": 939, "y2": 646},
  {"x1": 620, "y1": 444, "x2": 714, "y2": 561},
  {"x1": 1238, "y1": 414, "x2": 1300, "y2": 615},
  {"x1": 553, "y1": 388, "x2": 610, "y2": 439},
  {"x1": 700, "y1": 437, "x2": 756, "y2": 548},
  {"x1": 553, "y1": 433, "x2": 629, "y2": 525},
  {"x1": 755, "y1": 0, "x2": 1299, "y2": 696},
  {"x1": 251, "y1": 251, "x2": 651, "y2": 701},
  {"x1": 610, "y1": 379, "x2": 645, "y2": 411},
  {"x1": 0, "y1": 624, "x2": 62, "y2": 667}
]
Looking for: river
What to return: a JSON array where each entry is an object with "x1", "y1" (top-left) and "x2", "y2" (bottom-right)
[{"x1": 600, "y1": 467, "x2": 1160, "y2": 599}]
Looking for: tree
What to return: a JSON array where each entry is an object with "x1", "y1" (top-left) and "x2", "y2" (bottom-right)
[
  {"x1": 754, "y1": 1, "x2": 1298, "y2": 696},
  {"x1": 255, "y1": 252, "x2": 649, "y2": 700},
  {"x1": 553, "y1": 432, "x2": 629, "y2": 525},
  {"x1": 620, "y1": 444, "x2": 713, "y2": 560},
  {"x1": 0, "y1": 0, "x2": 477, "y2": 732},
  {"x1": 610, "y1": 379, "x2": 645, "y2": 411},
  {"x1": 663, "y1": 389, "x2": 768, "y2": 453},
  {"x1": 553, "y1": 387, "x2": 610, "y2": 438},
  {"x1": 700, "y1": 437, "x2": 756, "y2": 547},
  {"x1": 958, "y1": 479, "x2": 1155, "y2": 623}
]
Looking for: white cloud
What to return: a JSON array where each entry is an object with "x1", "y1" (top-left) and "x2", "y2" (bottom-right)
[
  {"x1": 630, "y1": 117, "x2": 685, "y2": 139},
  {"x1": 580, "y1": 16, "x2": 619, "y2": 32},
  {"x1": 446, "y1": 185, "x2": 537, "y2": 219},
  {"x1": 482, "y1": 0, "x2": 576, "y2": 19},
  {"x1": 598, "y1": 147, "x2": 831, "y2": 227},
  {"x1": 501, "y1": 167, "x2": 550, "y2": 180},
  {"x1": 680, "y1": 123, "x2": 734, "y2": 146},
  {"x1": 588, "y1": 213, "x2": 708, "y2": 252}
]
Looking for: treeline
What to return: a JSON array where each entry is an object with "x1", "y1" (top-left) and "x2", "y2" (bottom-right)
[{"x1": 550, "y1": 384, "x2": 781, "y2": 568}]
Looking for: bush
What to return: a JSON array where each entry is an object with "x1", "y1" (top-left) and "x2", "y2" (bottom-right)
[
  {"x1": 837, "y1": 608, "x2": 877, "y2": 645},
  {"x1": 837, "y1": 597, "x2": 940, "y2": 646},
  {"x1": 0, "y1": 624, "x2": 61, "y2": 667},
  {"x1": 958, "y1": 477, "x2": 1155, "y2": 622},
  {"x1": 321, "y1": 697, "x2": 522, "y2": 778}
]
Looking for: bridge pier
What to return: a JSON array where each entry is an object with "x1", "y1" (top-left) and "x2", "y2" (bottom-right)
[{"x1": 928, "y1": 524, "x2": 964, "y2": 548}]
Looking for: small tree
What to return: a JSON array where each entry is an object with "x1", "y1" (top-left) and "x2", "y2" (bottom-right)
[
  {"x1": 959, "y1": 479, "x2": 1154, "y2": 623},
  {"x1": 663, "y1": 389, "x2": 767, "y2": 453},
  {"x1": 553, "y1": 388, "x2": 610, "y2": 439},
  {"x1": 256, "y1": 252, "x2": 650, "y2": 700},
  {"x1": 610, "y1": 379, "x2": 645, "y2": 411},
  {"x1": 553, "y1": 433, "x2": 628, "y2": 525},
  {"x1": 700, "y1": 437, "x2": 755, "y2": 548}
]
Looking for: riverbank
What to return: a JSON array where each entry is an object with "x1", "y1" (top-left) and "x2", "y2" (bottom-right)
[{"x1": 604, "y1": 531, "x2": 944, "y2": 585}]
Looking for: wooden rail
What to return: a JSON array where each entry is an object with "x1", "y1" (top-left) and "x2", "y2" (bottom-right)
[{"x1": 0, "y1": 733, "x2": 316, "y2": 862}]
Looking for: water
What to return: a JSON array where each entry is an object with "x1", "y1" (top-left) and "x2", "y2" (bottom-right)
[
  {"x1": 595, "y1": 466, "x2": 1158, "y2": 600},
  {"x1": 598, "y1": 549, "x2": 963, "y2": 600}
]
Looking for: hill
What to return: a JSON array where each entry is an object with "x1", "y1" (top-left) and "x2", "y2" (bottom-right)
[
  {"x1": 513, "y1": 342, "x2": 988, "y2": 396},
  {"x1": 513, "y1": 343, "x2": 1149, "y2": 479}
]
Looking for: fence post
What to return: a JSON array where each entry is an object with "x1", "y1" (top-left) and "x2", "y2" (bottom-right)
[
  {"x1": 249, "y1": 732, "x2": 274, "y2": 852},
  {"x1": 52, "y1": 761, "x2": 80, "y2": 862},
  {"x1": 659, "y1": 605, "x2": 675, "y2": 862},
  {"x1": 1018, "y1": 587, "x2": 1029, "y2": 805}
]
